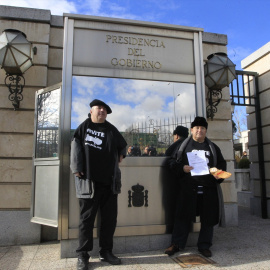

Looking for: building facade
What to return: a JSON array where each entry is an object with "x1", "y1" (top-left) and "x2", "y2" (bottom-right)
[
  {"x1": 0, "y1": 5, "x2": 237, "y2": 251},
  {"x1": 242, "y1": 42, "x2": 270, "y2": 217}
]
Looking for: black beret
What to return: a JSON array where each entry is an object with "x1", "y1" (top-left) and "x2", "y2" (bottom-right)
[
  {"x1": 173, "y1": 126, "x2": 189, "y2": 138},
  {"x1": 191, "y1": 116, "x2": 208, "y2": 129},
  {"x1": 89, "y1": 99, "x2": 112, "y2": 114}
]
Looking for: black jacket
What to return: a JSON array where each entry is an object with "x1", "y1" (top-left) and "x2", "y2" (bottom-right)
[
  {"x1": 165, "y1": 138, "x2": 186, "y2": 173},
  {"x1": 70, "y1": 117, "x2": 127, "y2": 198},
  {"x1": 175, "y1": 136, "x2": 226, "y2": 227}
]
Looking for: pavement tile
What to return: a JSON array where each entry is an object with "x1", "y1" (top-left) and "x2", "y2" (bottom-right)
[
  {"x1": 0, "y1": 257, "x2": 32, "y2": 270},
  {"x1": 1, "y1": 207, "x2": 270, "y2": 270},
  {"x1": 1, "y1": 245, "x2": 38, "y2": 261},
  {"x1": 28, "y1": 259, "x2": 66, "y2": 270},
  {"x1": 0, "y1": 246, "x2": 10, "y2": 259},
  {"x1": 65, "y1": 258, "x2": 77, "y2": 269}
]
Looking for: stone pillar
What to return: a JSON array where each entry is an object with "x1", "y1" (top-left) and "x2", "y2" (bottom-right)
[
  {"x1": 242, "y1": 42, "x2": 270, "y2": 217},
  {"x1": 0, "y1": 5, "x2": 63, "y2": 245},
  {"x1": 202, "y1": 33, "x2": 238, "y2": 226}
]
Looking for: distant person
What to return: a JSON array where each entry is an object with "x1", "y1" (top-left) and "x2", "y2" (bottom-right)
[
  {"x1": 132, "y1": 144, "x2": 141, "y2": 156},
  {"x1": 127, "y1": 146, "x2": 134, "y2": 156},
  {"x1": 142, "y1": 146, "x2": 150, "y2": 156},
  {"x1": 241, "y1": 151, "x2": 248, "y2": 159},
  {"x1": 148, "y1": 145, "x2": 157, "y2": 156},
  {"x1": 142, "y1": 145, "x2": 156, "y2": 156},
  {"x1": 70, "y1": 99, "x2": 127, "y2": 270},
  {"x1": 165, "y1": 125, "x2": 189, "y2": 179},
  {"x1": 165, "y1": 116, "x2": 226, "y2": 258},
  {"x1": 165, "y1": 126, "x2": 189, "y2": 158}
]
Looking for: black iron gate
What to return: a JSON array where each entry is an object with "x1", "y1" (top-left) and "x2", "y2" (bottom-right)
[{"x1": 230, "y1": 70, "x2": 267, "y2": 218}]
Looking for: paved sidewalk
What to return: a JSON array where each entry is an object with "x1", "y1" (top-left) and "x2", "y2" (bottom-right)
[{"x1": 1, "y1": 207, "x2": 270, "y2": 270}]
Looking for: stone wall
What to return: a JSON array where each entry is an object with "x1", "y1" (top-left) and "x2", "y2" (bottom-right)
[
  {"x1": 0, "y1": 5, "x2": 63, "y2": 245},
  {"x1": 241, "y1": 42, "x2": 270, "y2": 217}
]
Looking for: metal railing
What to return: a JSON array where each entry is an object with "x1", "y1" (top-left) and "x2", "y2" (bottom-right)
[
  {"x1": 36, "y1": 127, "x2": 59, "y2": 158},
  {"x1": 122, "y1": 115, "x2": 194, "y2": 156},
  {"x1": 230, "y1": 70, "x2": 267, "y2": 219}
]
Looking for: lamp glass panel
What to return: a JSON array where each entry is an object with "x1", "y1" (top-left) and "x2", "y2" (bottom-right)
[
  {"x1": 11, "y1": 34, "x2": 28, "y2": 44},
  {"x1": 218, "y1": 72, "x2": 229, "y2": 85},
  {"x1": 208, "y1": 63, "x2": 223, "y2": 73},
  {"x1": 11, "y1": 47, "x2": 31, "y2": 67},
  {"x1": 205, "y1": 76, "x2": 215, "y2": 88},
  {"x1": 0, "y1": 47, "x2": 6, "y2": 63},
  {"x1": 11, "y1": 47, "x2": 29, "y2": 65},
  {"x1": 13, "y1": 44, "x2": 32, "y2": 56},
  {"x1": 204, "y1": 63, "x2": 208, "y2": 74},
  {"x1": 217, "y1": 56, "x2": 227, "y2": 65},
  {"x1": 227, "y1": 58, "x2": 235, "y2": 66},
  {"x1": 0, "y1": 43, "x2": 7, "y2": 51},
  {"x1": 0, "y1": 34, "x2": 8, "y2": 45},
  {"x1": 228, "y1": 72, "x2": 236, "y2": 83},
  {"x1": 209, "y1": 56, "x2": 223, "y2": 65},
  {"x1": 20, "y1": 60, "x2": 33, "y2": 73},
  {"x1": 3, "y1": 49, "x2": 16, "y2": 66},
  {"x1": 210, "y1": 69, "x2": 224, "y2": 83},
  {"x1": 6, "y1": 32, "x2": 18, "y2": 42}
]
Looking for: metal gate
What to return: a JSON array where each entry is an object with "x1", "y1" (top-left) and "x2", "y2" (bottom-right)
[{"x1": 230, "y1": 70, "x2": 267, "y2": 218}]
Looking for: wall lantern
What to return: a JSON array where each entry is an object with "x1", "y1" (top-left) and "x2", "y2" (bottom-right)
[
  {"x1": 204, "y1": 52, "x2": 236, "y2": 119},
  {"x1": 0, "y1": 29, "x2": 36, "y2": 110}
]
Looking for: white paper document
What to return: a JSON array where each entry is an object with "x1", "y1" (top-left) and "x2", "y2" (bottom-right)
[{"x1": 187, "y1": 151, "x2": 210, "y2": 176}]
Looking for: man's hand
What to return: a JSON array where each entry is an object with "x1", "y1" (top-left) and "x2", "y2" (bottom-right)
[
  {"x1": 74, "y1": 172, "x2": 84, "y2": 178},
  {"x1": 119, "y1": 155, "x2": 124, "y2": 163},
  {"x1": 183, "y1": 165, "x2": 194, "y2": 173}
]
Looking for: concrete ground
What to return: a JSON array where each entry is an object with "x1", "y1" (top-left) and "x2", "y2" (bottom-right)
[{"x1": 1, "y1": 206, "x2": 270, "y2": 270}]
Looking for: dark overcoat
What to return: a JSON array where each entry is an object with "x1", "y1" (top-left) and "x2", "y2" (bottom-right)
[{"x1": 175, "y1": 136, "x2": 226, "y2": 227}]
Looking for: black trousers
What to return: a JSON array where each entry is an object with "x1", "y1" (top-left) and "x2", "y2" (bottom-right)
[
  {"x1": 171, "y1": 193, "x2": 214, "y2": 250},
  {"x1": 76, "y1": 183, "x2": 118, "y2": 259}
]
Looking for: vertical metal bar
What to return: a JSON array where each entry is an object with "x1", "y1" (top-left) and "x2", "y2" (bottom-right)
[
  {"x1": 247, "y1": 75, "x2": 252, "y2": 106},
  {"x1": 236, "y1": 75, "x2": 240, "y2": 105},
  {"x1": 242, "y1": 74, "x2": 247, "y2": 105},
  {"x1": 254, "y1": 75, "x2": 267, "y2": 218},
  {"x1": 230, "y1": 79, "x2": 234, "y2": 101},
  {"x1": 241, "y1": 74, "x2": 245, "y2": 105}
]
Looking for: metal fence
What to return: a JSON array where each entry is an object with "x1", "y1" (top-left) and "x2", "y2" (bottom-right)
[
  {"x1": 36, "y1": 127, "x2": 59, "y2": 158},
  {"x1": 122, "y1": 115, "x2": 194, "y2": 156},
  {"x1": 35, "y1": 115, "x2": 194, "y2": 159}
]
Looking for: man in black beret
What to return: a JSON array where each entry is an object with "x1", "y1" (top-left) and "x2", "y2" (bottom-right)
[
  {"x1": 89, "y1": 99, "x2": 112, "y2": 114},
  {"x1": 165, "y1": 116, "x2": 226, "y2": 258},
  {"x1": 70, "y1": 99, "x2": 127, "y2": 269}
]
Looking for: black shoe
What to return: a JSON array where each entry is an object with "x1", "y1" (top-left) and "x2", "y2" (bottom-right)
[
  {"x1": 77, "y1": 258, "x2": 89, "y2": 270},
  {"x1": 164, "y1": 244, "x2": 180, "y2": 256},
  {"x1": 99, "y1": 250, "x2": 121, "y2": 265},
  {"x1": 198, "y1": 248, "x2": 212, "y2": 257}
]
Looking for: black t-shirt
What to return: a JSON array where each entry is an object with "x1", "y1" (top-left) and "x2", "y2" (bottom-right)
[
  {"x1": 74, "y1": 118, "x2": 127, "y2": 184},
  {"x1": 84, "y1": 122, "x2": 115, "y2": 183}
]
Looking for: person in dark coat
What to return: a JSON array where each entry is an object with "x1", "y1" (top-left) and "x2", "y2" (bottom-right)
[
  {"x1": 163, "y1": 126, "x2": 189, "y2": 233},
  {"x1": 165, "y1": 116, "x2": 226, "y2": 258},
  {"x1": 70, "y1": 99, "x2": 127, "y2": 270},
  {"x1": 165, "y1": 125, "x2": 189, "y2": 188},
  {"x1": 165, "y1": 125, "x2": 189, "y2": 158}
]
